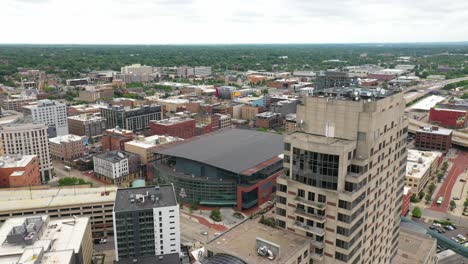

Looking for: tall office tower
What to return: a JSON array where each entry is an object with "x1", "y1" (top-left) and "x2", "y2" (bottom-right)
[
  {"x1": 113, "y1": 185, "x2": 181, "y2": 262},
  {"x1": 275, "y1": 87, "x2": 408, "y2": 264},
  {"x1": 0, "y1": 122, "x2": 53, "y2": 182},
  {"x1": 22, "y1": 99, "x2": 69, "y2": 137}
]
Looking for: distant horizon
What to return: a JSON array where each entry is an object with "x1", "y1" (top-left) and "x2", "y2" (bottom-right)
[{"x1": 1, "y1": 41, "x2": 468, "y2": 46}]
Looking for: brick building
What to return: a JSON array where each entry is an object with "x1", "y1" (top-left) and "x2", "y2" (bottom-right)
[
  {"x1": 241, "y1": 105, "x2": 263, "y2": 121},
  {"x1": 255, "y1": 112, "x2": 283, "y2": 129},
  {"x1": 284, "y1": 113, "x2": 297, "y2": 134},
  {"x1": 429, "y1": 104, "x2": 468, "y2": 128},
  {"x1": 49, "y1": 134, "x2": 85, "y2": 163},
  {"x1": 150, "y1": 117, "x2": 196, "y2": 139},
  {"x1": 102, "y1": 128, "x2": 134, "y2": 151},
  {"x1": 415, "y1": 126, "x2": 452, "y2": 152},
  {"x1": 67, "y1": 114, "x2": 107, "y2": 140},
  {"x1": 401, "y1": 187, "x2": 412, "y2": 216},
  {"x1": 0, "y1": 155, "x2": 41, "y2": 188}
]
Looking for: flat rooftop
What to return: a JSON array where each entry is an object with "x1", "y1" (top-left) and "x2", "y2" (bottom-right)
[
  {"x1": 406, "y1": 149, "x2": 442, "y2": 179},
  {"x1": 410, "y1": 95, "x2": 445, "y2": 111},
  {"x1": 155, "y1": 128, "x2": 283, "y2": 174},
  {"x1": 125, "y1": 135, "x2": 181, "y2": 149},
  {"x1": 115, "y1": 253, "x2": 180, "y2": 264},
  {"x1": 206, "y1": 219, "x2": 310, "y2": 264},
  {"x1": 0, "y1": 155, "x2": 36, "y2": 168},
  {"x1": 393, "y1": 228, "x2": 436, "y2": 264},
  {"x1": 114, "y1": 185, "x2": 178, "y2": 212},
  {"x1": 417, "y1": 126, "x2": 452, "y2": 136},
  {"x1": 94, "y1": 151, "x2": 136, "y2": 163},
  {"x1": 0, "y1": 187, "x2": 116, "y2": 213},
  {"x1": 67, "y1": 114, "x2": 105, "y2": 121},
  {"x1": 0, "y1": 215, "x2": 89, "y2": 259},
  {"x1": 287, "y1": 131, "x2": 355, "y2": 147},
  {"x1": 152, "y1": 117, "x2": 194, "y2": 126},
  {"x1": 49, "y1": 134, "x2": 83, "y2": 144}
]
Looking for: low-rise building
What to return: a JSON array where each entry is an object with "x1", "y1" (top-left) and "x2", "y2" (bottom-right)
[
  {"x1": 68, "y1": 114, "x2": 107, "y2": 140},
  {"x1": 1, "y1": 97, "x2": 37, "y2": 112},
  {"x1": 78, "y1": 85, "x2": 114, "y2": 102},
  {"x1": 270, "y1": 99, "x2": 298, "y2": 116},
  {"x1": 241, "y1": 105, "x2": 263, "y2": 121},
  {"x1": 415, "y1": 126, "x2": 452, "y2": 152},
  {"x1": 157, "y1": 98, "x2": 189, "y2": 113},
  {"x1": 102, "y1": 128, "x2": 134, "y2": 151},
  {"x1": 0, "y1": 186, "x2": 115, "y2": 237},
  {"x1": 429, "y1": 104, "x2": 468, "y2": 128},
  {"x1": 0, "y1": 155, "x2": 40, "y2": 188},
  {"x1": 405, "y1": 149, "x2": 442, "y2": 195},
  {"x1": 205, "y1": 218, "x2": 311, "y2": 264},
  {"x1": 68, "y1": 104, "x2": 104, "y2": 116},
  {"x1": 93, "y1": 151, "x2": 141, "y2": 186},
  {"x1": 393, "y1": 225, "x2": 438, "y2": 264},
  {"x1": 150, "y1": 117, "x2": 196, "y2": 139},
  {"x1": 124, "y1": 135, "x2": 181, "y2": 164},
  {"x1": 0, "y1": 215, "x2": 93, "y2": 264},
  {"x1": 215, "y1": 113, "x2": 232, "y2": 129},
  {"x1": 49, "y1": 134, "x2": 85, "y2": 162},
  {"x1": 256, "y1": 112, "x2": 283, "y2": 129},
  {"x1": 401, "y1": 187, "x2": 412, "y2": 216}
]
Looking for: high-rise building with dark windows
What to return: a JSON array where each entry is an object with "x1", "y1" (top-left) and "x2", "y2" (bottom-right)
[
  {"x1": 113, "y1": 185, "x2": 180, "y2": 262},
  {"x1": 275, "y1": 87, "x2": 408, "y2": 264}
]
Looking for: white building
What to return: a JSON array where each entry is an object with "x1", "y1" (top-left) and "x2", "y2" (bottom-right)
[
  {"x1": 0, "y1": 215, "x2": 93, "y2": 264},
  {"x1": 22, "y1": 99, "x2": 68, "y2": 137},
  {"x1": 194, "y1": 66, "x2": 212, "y2": 77},
  {"x1": 93, "y1": 151, "x2": 140, "y2": 185},
  {"x1": 113, "y1": 185, "x2": 180, "y2": 261},
  {"x1": 405, "y1": 149, "x2": 442, "y2": 194},
  {"x1": 121, "y1": 64, "x2": 153, "y2": 75},
  {"x1": 0, "y1": 122, "x2": 53, "y2": 182},
  {"x1": 215, "y1": 113, "x2": 232, "y2": 129}
]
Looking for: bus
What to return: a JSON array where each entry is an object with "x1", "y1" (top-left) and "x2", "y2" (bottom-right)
[{"x1": 437, "y1": 197, "x2": 443, "y2": 205}]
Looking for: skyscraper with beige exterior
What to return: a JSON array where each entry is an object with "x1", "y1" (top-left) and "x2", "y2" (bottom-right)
[{"x1": 275, "y1": 87, "x2": 408, "y2": 264}]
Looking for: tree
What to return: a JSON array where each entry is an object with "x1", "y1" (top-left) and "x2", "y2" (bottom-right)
[
  {"x1": 450, "y1": 200, "x2": 456, "y2": 210},
  {"x1": 410, "y1": 193, "x2": 419, "y2": 203},
  {"x1": 424, "y1": 194, "x2": 432, "y2": 205},
  {"x1": 210, "y1": 208, "x2": 222, "y2": 222},
  {"x1": 428, "y1": 182, "x2": 436, "y2": 194},
  {"x1": 464, "y1": 199, "x2": 468, "y2": 209},
  {"x1": 412, "y1": 207, "x2": 422, "y2": 218},
  {"x1": 442, "y1": 161, "x2": 449, "y2": 171},
  {"x1": 179, "y1": 203, "x2": 184, "y2": 209}
]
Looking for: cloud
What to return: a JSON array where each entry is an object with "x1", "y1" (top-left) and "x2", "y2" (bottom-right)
[{"x1": 0, "y1": 0, "x2": 467, "y2": 44}]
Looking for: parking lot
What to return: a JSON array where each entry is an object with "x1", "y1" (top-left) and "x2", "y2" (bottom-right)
[{"x1": 413, "y1": 218, "x2": 468, "y2": 246}]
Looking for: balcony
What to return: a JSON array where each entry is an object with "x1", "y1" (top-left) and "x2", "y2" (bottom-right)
[
  {"x1": 294, "y1": 221, "x2": 325, "y2": 236},
  {"x1": 294, "y1": 208, "x2": 326, "y2": 223},
  {"x1": 294, "y1": 196, "x2": 327, "y2": 210},
  {"x1": 310, "y1": 240, "x2": 324, "y2": 249},
  {"x1": 310, "y1": 253, "x2": 324, "y2": 261}
]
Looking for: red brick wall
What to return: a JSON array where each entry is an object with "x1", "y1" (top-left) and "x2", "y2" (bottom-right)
[
  {"x1": 150, "y1": 119, "x2": 196, "y2": 139},
  {"x1": 0, "y1": 157, "x2": 41, "y2": 188},
  {"x1": 429, "y1": 108, "x2": 467, "y2": 128}
]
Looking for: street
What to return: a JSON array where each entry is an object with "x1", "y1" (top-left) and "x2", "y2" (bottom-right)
[{"x1": 51, "y1": 159, "x2": 104, "y2": 187}]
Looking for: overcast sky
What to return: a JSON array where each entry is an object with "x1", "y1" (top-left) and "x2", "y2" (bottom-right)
[{"x1": 1, "y1": 0, "x2": 468, "y2": 44}]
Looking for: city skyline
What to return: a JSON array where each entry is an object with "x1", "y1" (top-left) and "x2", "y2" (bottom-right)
[{"x1": 1, "y1": 0, "x2": 468, "y2": 44}]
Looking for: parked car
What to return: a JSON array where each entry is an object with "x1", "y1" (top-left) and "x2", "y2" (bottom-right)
[
  {"x1": 460, "y1": 179, "x2": 466, "y2": 182},
  {"x1": 453, "y1": 197, "x2": 460, "y2": 201},
  {"x1": 201, "y1": 231, "x2": 208, "y2": 235}
]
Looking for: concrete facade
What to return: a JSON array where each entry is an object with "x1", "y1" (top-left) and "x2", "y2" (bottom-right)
[{"x1": 275, "y1": 90, "x2": 408, "y2": 263}]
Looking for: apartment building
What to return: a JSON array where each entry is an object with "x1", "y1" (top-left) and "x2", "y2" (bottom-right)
[
  {"x1": 415, "y1": 126, "x2": 452, "y2": 152},
  {"x1": 78, "y1": 85, "x2": 114, "y2": 102},
  {"x1": 121, "y1": 64, "x2": 153, "y2": 75},
  {"x1": 0, "y1": 215, "x2": 93, "y2": 264},
  {"x1": 405, "y1": 149, "x2": 442, "y2": 195},
  {"x1": 0, "y1": 155, "x2": 40, "y2": 188},
  {"x1": 93, "y1": 151, "x2": 140, "y2": 186},
  {"x1": 256, "y1": 112, "x2": 283, "y2": 129},
  {"x1": 49, "y1": 134, "x2": 85, "y2": 162},
  {"x1": 275, "y1": 87, "x2": 408, "y2": 264},
  {"x1": 215, "y1": 113, "x2": 232, "y2": 129},
  {"x1": 113, "y1": 185, "x2": 180, "y2": 261},
  {"x1": 68, "y1": 114, "x2": 107, "y2": 140},
  {"x1": 0, "y1": 122, "x2": 53, "y2": 182},
  {"x1": 22, "y1": 99, "x2": 69, "y2": 137},
  {"x1": 194, "y1": 66, "x2": 212, "y2": 77},
  {"x1": 241, "y1": 105, "x2": 263, "y2": 120},
  {"x1": 150, "y1": 117, "x2": 196, "y2": 139},
  {"x1": 0, "y1": 186, "x2": 116, "y2": 237},
  {"x1": 1, "y1": 96, "x2": 37, "y2": 112},
  {"x1": 102, "y1": 128, "x2": 134, "y2": 151},
  {"x1": 100, "y1": 105, "x2": 162, "y2": 132}
]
